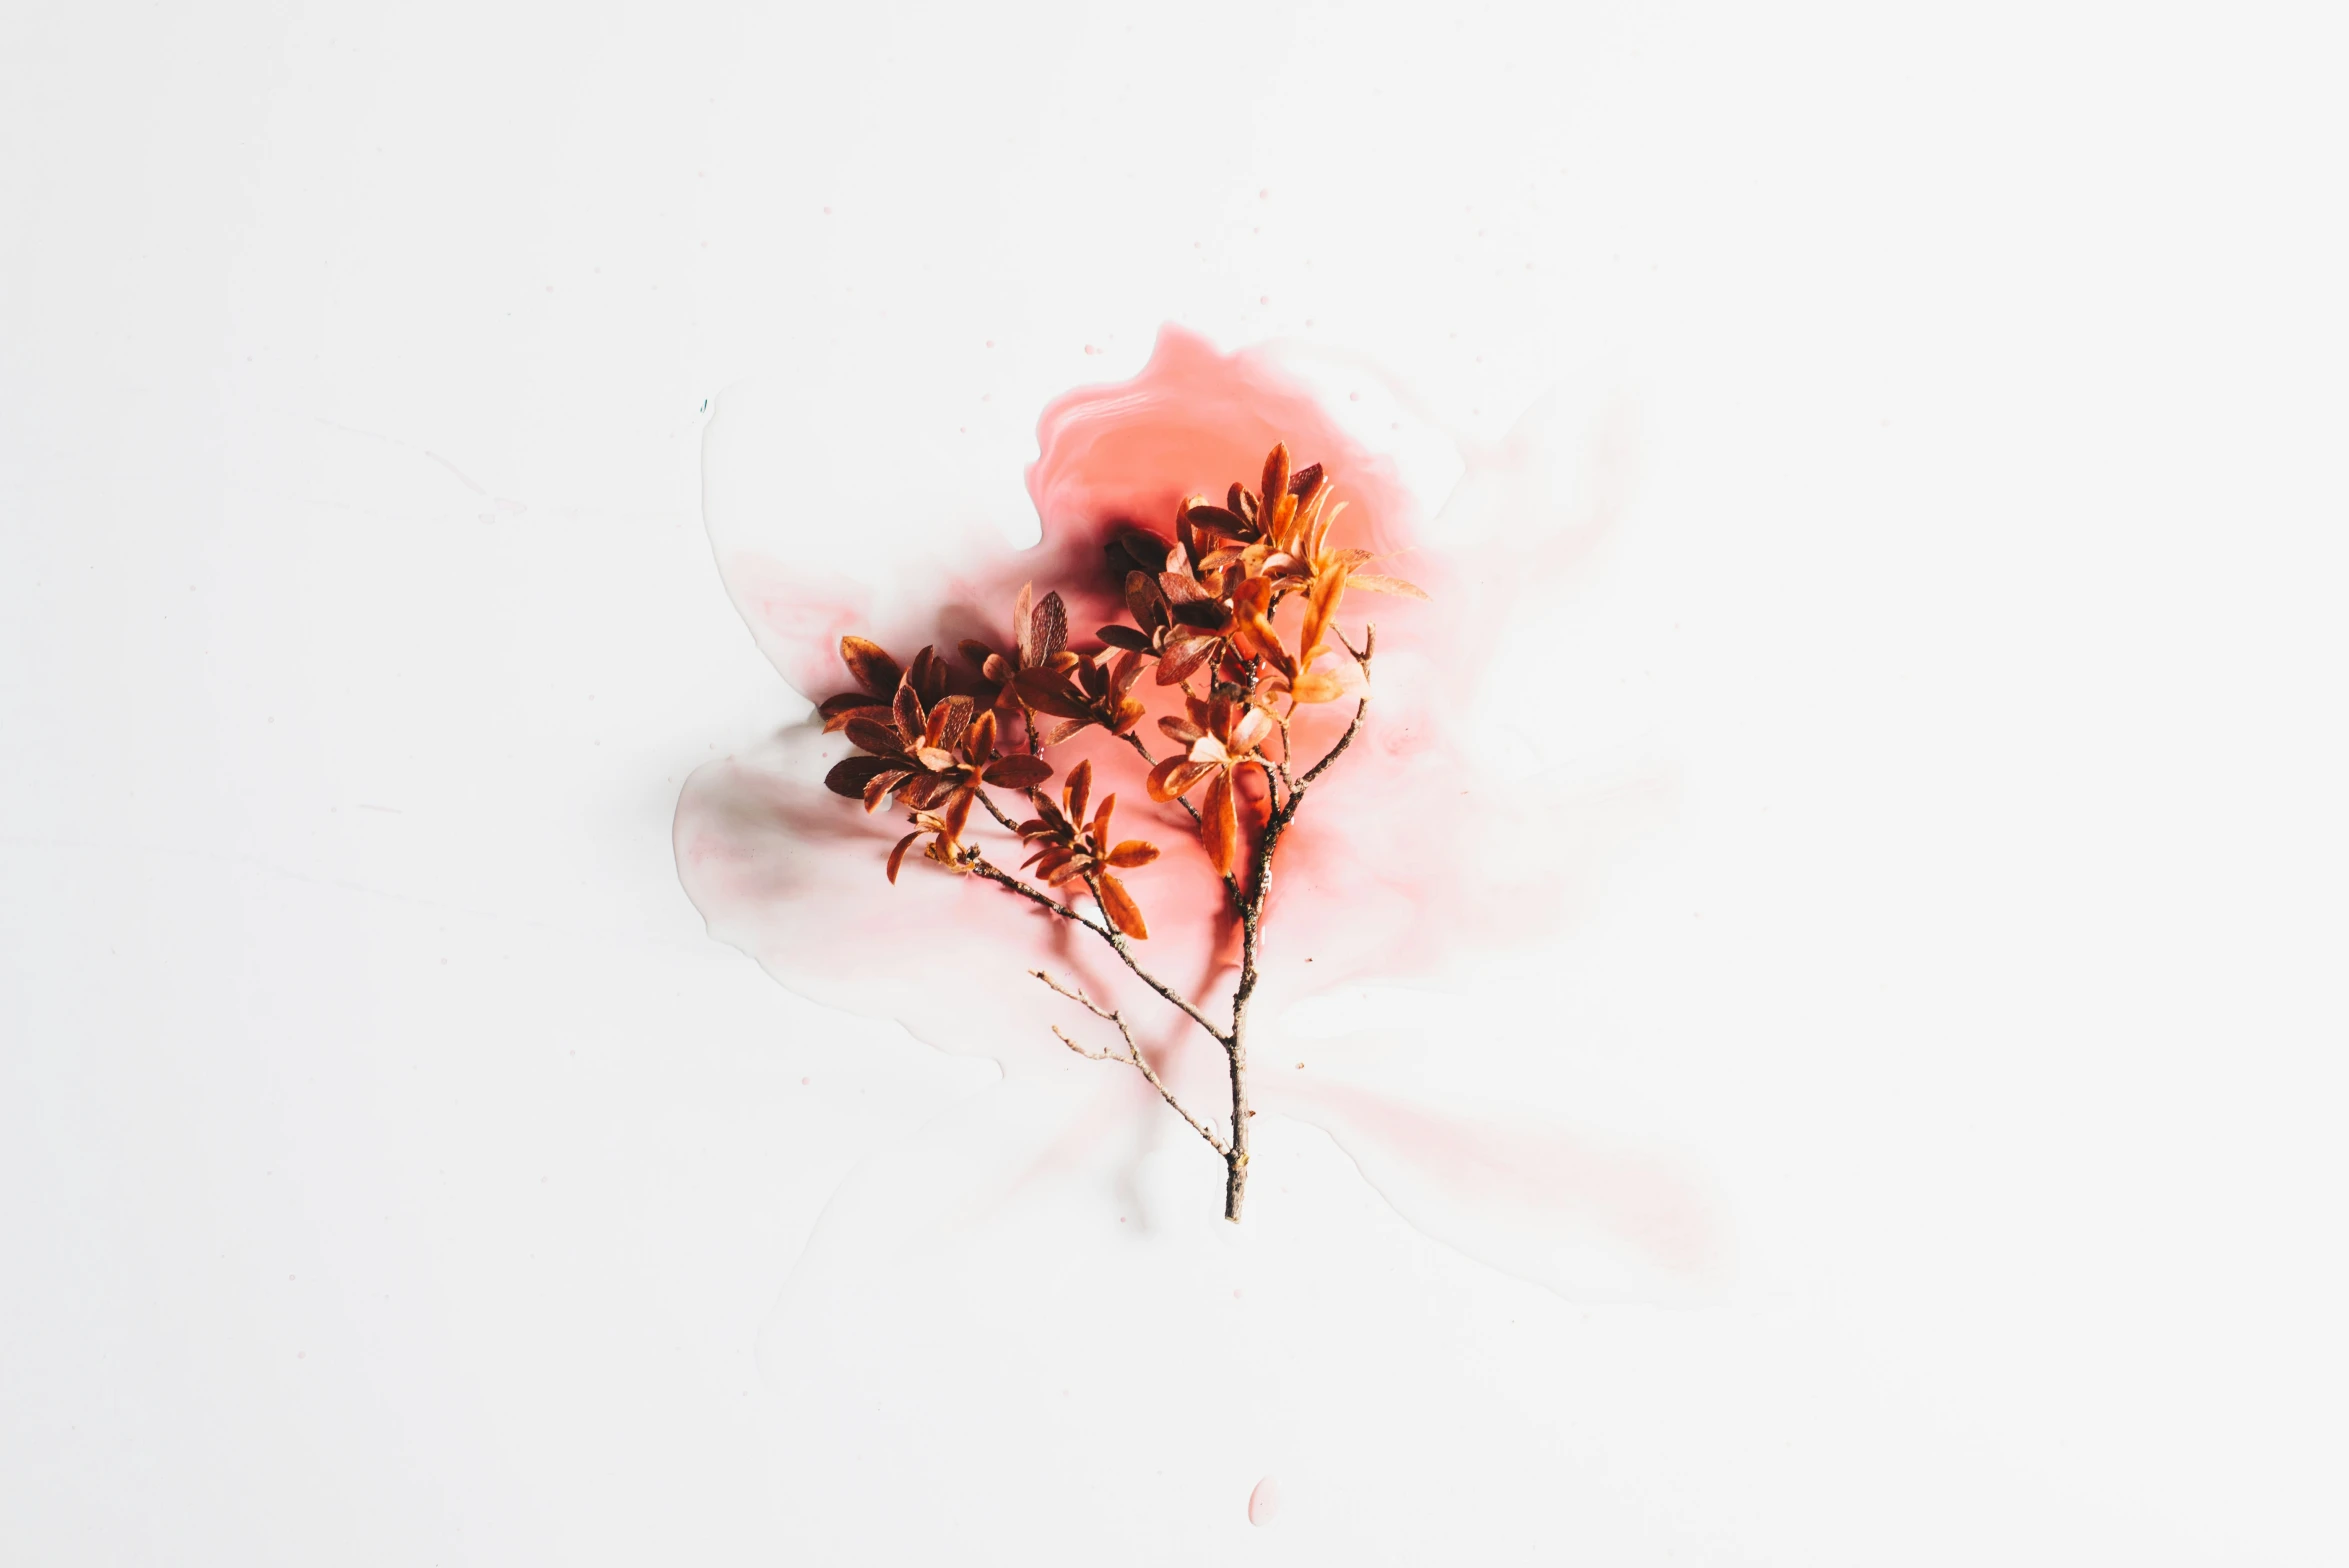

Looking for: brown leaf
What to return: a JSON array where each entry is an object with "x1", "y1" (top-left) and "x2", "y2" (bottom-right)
[
  {"x1": 1261, "y1": 444, "x2": 1290, "y2": 518},
  {"x1": 844, "y1": 716, "x2": 910, "y2": 758},
  {"x1": 1105, "y1": 840, "x2": 1159, "y2": 868},
  {"x1": 1154, "y1": 631, "x2": 1218, "y2": 686},
  {"x1": 907, "y1": 646, "x2": 948, "y2": 706},
  {"x1": 1013, "y1": 582, "x2": 1036, "y2": 666},
  {"x1": 840, "y1": 636, "x2": 902, "y2": 698},
  {"x1": 983, "y1": 754, "x2": 1054, "y2": 790},
  {"x1": 942, "y1": 788, "x2": 974, "y2": 841},
  {"x1": 819, "y1": 695, "x2": 891, "y2": 733},
  {"x1": 1287, "y1": 461, "x2": 1323, "y2": 499},
  {"x1": 823, "y1": 755, "x2": 897, "y2": 798},
  {"x1": 1159, "y1": 713, "x2": 1205, "y2": 746},
  {"x1": 1184, "y1": 502, "x2": 1253, "y2": 540},
  {"x1": 1012, "y1": 667, "x2": 1093, "y2": 720},
  {"x1": 861, "y1": 769, "x2": 911, "y2": 811},
  {"x1": 1096, "y1": 873, "x2": 1149, "y2": 940},
  {"x1": 891, "y1": 680, "x2": 924, "y2": 744},
  {"x1": 886, "y1": 831, "x2": 921, "y2": 883},
  {"x1": 1091, "y1": 792, "x2": 1117, "y2": 843},
  {"x1": 1097, "y1": 624, "x2": 1152, "y2": 652},
  {"x1": 1064, "y1": 758, "x2": 1092, "y2": 826},
  {"x1": 925, "y1": 693, "x2": 973, "y2": 750},
  {"x1": 1032, "y1": 590, "x2": 1069, "y2": 659}
]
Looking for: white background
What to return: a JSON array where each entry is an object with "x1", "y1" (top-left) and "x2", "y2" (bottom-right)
[{"x1": 5, "y1": 2, "x2": 2346, "y2": 1563}]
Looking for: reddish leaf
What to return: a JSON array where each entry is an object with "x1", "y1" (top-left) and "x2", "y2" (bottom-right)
[
  {"x1": 1097, "y1": 624, "x2": 1152, "y2": 652},
  {"x1": 1064, "y1": 758, "x2": 1093, "y2": 827},
  {"x1": 1012, "y1": 668, "x2": 1093, "y2": 719},
  {"x1": 840, "y1": 636, "x2": 902, "y2": 698},
  {"x1": 1261, "y1": 444, "x2": 1290, "y2": 519},
  {"x1": 844, "y1": 717, "x2": 909, "y2": 758},
  {"x1": 943, "y1": 789, "x2": 974, "y2": 841},
  {"x1": 1184, "y1": 503, "x2": 1253, "y2": 540},
  {"x1": 1105, "y1": 840, "x2": 1159, "y2": 869},
  {"x1": 984, "y1": 754, "x2": 1054, "y2": 790},
  {"x1": 1158, "y1": 713, "x2": 1205, "y2": 746},
  {"x1": 1154, "y1": 631, "x2": 1218, "y2": 686},
  {"x1": 863, "y1": 769, "x2": 913, "y2": 812},
  {"x1": 1157, "y1": 570, "x2": 1212, "y2": 606},
  {"x1": 885, "y1": 831, "x2": 921, "y2": 884},
  {"x1": 1032, "y1": 590, "x2": 1069, "y2": 659},
  {"x1": 819, "y1": 695, "x2": 891, "y2": 733},
  {"x1": 1287, "y1": 461, "x2": 1323, "y2": 499},
  {"x1": 891, "y1": 680, "x2": 924, "y2": 743},
  {"x1": 823, "y1": 755, "x2": 897, "y2": 798}
]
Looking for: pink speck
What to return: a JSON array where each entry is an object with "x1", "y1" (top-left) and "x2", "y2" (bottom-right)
[
  {"x1": 1083, "y1": 344, "x2": 1100, "y2": 355},
  {"x1": 1247, "y1": 1475, "x2": 1280, "y2": 1526},
  {"x1": 800, "y1": 1076, "x2": 810, "y2": 1085}
]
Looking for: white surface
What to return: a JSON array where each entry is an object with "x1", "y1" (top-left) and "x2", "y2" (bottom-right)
[{"x1": 5, "y1": 2, "x2": 2345, "y2": 1563}]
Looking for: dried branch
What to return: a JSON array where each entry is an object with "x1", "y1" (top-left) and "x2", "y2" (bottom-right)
[
  {"x1": 966, "y1": 853, "x2": 1232, "y2": 1045},
  {"x1": 1034, "y1": 970, "x2": 1230, "y2": 1158}
]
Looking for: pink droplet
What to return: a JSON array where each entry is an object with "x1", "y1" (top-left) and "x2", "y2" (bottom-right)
[{"x1": 1247, "y1": 1475, "x2": 1280, "y2": 1526}]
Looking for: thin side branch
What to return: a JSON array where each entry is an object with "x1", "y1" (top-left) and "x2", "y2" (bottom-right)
[
  {"x1": 1034, "y1": 970, "x2": 1230, "y2": 1158},
  {"x1": 966, "y1": 853, "x2": 1232, "y2": 1045}
]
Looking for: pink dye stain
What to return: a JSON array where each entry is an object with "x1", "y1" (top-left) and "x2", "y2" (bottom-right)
[
  {"x1": 1247, "y1": 1474, "x2": 1281, "y2": 1526},
  {"x1": 677, "y1": 324, "x2": 1714, "y2": 1297}
]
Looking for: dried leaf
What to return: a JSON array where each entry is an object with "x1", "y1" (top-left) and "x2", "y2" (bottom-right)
[
  {"x1": 1287, "y1": 671, "x2": 1345, "y2": 704},
  {"x1": 1105, "y1": 840, "x2": 1159, "y2": 869},
  {"x1": 891, "y1": 680, "x2": 924, "y2": 743},
  {"x1": 1184, "y1": 503, "x2": 1253, "y2": 540},
  {"x1": 1013, "y1": 582, "x2": 1036, "y2": 666},
  {"x1": 1012, "y1": 668, "x2": 1093, "y2": 720},
  {"x1": 1157, "y1": 570, "x2": 1212, "y2": 606},
  {"x1": 942, "y1": 788, "x2": 974, "y2": 841},
  {"x1": 1064, "y1": 758, "x2": 1093, "y2": 827},
  {"x1": 861, "y1": 768, "x2": 911, "y2": 811},
  {"x1": 984, "y1": 754, "x2": 1054, "y2": 790},
  {"x1": 1032, "y1": 590, "x2": 1069, "y2": 659},
  {"x1": 818, "y1": 695, "x2": 891, "y2": 733},
  {"x1": 840, "y1": 636, "x2": 902, "y2": 698},
  {"x1": 1287, "y1": 461, "x2": 1323, "y2": 499},
  {"x1": 1261, "y1": 444, "x2": 1290, "y2": 518},
  {"x1": 1154, "y1": 631, "x2": 1217, "y2": 686},
  {"x1": 1096, "y1": 873, "x2": 1149, "y2": 940},
  {"x1": 1346, "y1": 573, "x2": 1428, "y2": 599},
  {"x1": 1158, "y1": 713, "x2": 1206, "y2": 746},
  {"x1": 823, "y1": 755, "x2": 897, "y2": 798},
  {"x1": 965, "y1": 709, "x2": 998, "y2": 763},
  {"x1": 844, "y1": 716, "x2": 909, "y2": 758},
  {"x1": 886, "y1": 831, "x2": 921, "y2": 883},
  {"x1": 1097, "y1": 624, "x2": 1152, "y2": 652},
  {"x1": 1202, "y1": 771, "x2": 1239, "y2": 876},
  {"x1": 1147, "y1": 756, "x2": 1216, "y2": 802}
]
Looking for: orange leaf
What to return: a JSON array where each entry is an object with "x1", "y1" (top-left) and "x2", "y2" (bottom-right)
[
  {"x1": 1064, "y1": 758, "x2": 1092, "y2": 826},
  {"x1": 1105, "y1": 840, "x2": 1159, "y2": 868},
  {"x1": 1346, "y1": 573, "x2": 1427, "y2": 599},
  {"x1": 1201, "y1": 771, "x2": 1239, "y2": 876},
  {"x1": 1096, "y1": 872, "x2": 1149, "y2": 940}
]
